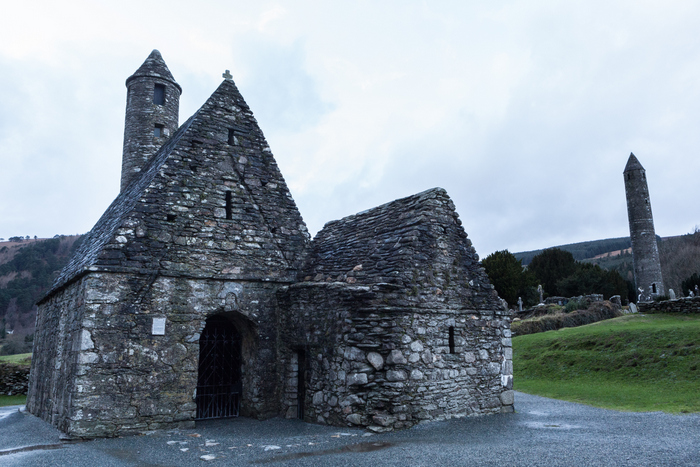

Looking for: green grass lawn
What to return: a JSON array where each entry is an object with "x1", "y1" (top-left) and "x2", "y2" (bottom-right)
[
  {"x1": 513, "y1": 313, "x2": 700, "y2": 413},
  {"x1": 0, "y1": 353, "x2": 30, "y2": 407},
  {"x1": 0, "y1": 353, "x2": 31, "y2": 365},
  {"x1": 0, "y1": 395, "x2": 26, "y2": 407}
]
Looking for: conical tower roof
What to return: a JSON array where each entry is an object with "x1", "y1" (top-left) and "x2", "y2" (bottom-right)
[
  {"x1": 125, "y1": 49, "x2": 181, "y2": 92},
  {"x1": 624, "y1": 152, "x2": 645, "y2": 173}
]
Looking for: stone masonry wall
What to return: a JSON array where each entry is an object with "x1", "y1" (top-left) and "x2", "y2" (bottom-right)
[
  {"x1": 638, "y1": 296, "x2": 700, "y2": 314},
  {"x1": 279, "y1": 283, "x2": 513, "y2": 432},
  {"x1": 31, "y1": 272, "x2": 284, "y2": 438},
  {"x1": 28, "y1": 276, "x2": 88, "y2": 430},
  {"x1": 0, "y1": 363, "x2": 30, "y2": 396}
]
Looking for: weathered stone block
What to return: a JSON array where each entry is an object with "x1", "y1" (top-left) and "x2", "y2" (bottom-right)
[
  {"x1": 386, "y1": 370, "x2": 407, "y2": 382},
  {"x1": 500, "y1": 390, "x2": 515, "y2": 405},
  {"x1": 367, "y1": 352, "x2": 384, "y2": 370},
  {"x1": 347, "y1": 373, "x2": 368, "y2": 386},
  {"x1": 386, "y1": 350, "x2": 406, "y2": 365}
]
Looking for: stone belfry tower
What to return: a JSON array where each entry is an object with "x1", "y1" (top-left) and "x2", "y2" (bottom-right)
[
  {"x1": 624, "y1": 152, "x2": 664, "y2": 301},
  {"x1": 120, "y1": 50, "x2": 181, "y2": 191}
]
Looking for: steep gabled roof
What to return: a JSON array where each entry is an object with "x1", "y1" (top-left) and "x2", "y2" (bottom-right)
[
  {"x1": 624, "y1": 152, "x2": 644, "y2": 173},
  {"x1": 46, "y1": 79, "x2": 309, "y2": 298},
  {"x1": 304, "y1": 188, "x2": 490, "y2": 287}
]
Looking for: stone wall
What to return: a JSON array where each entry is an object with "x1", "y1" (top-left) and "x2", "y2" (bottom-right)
[
  {"x1": 0, "y1": 363, "x2": 29, "y2": 395},
  {"x1": 279, "y1": 281, "x2": 513, "y2": 432},
  {"x1": 544, "y1": 294, "x2": 604, "y2": 307},
  {"x1": 638, "y1": 296, "x2": 700, "y2": 314},
  {"x1": 29, "y1": 272, "x2": 286, "y2": 438},
  {"x1": 28, "y1": 275, "x2": 88, "y2": 430}
]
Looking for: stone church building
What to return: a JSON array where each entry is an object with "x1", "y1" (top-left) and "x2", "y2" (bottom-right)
[{"x1": 27, "y1": 51, "x2": 514, "y2": 438}]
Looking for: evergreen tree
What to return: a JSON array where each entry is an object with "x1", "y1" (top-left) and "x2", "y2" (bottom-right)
[
  {"x1": 482, "y1": 250, "x2": 538, "y2": 307},
  {"x1": 528, "y1": 248, "x2": 577, "y2": 296}
]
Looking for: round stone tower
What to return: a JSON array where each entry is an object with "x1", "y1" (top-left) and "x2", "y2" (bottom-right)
[
  {"x1": 623, "y1": 152, "x2": 664, "y2": 301},
  {"x1": 121, "y1": 49, "x2": 182, "y2": 192}
]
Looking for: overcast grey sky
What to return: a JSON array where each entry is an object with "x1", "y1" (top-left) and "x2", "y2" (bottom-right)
[{"x1": 1, "y1": 1, "x2": 699, "y2": 257}]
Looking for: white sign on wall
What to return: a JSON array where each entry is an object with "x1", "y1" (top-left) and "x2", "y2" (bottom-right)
[{"x1": 152, "y1": 317, "x2": 166, "y2": 335}]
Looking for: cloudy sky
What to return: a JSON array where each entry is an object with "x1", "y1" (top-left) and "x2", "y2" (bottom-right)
[{"x1": 1, "y1": 1, "x2": 699, "y2": 257}]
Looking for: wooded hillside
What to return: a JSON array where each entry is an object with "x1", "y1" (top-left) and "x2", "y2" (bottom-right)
[{"x1": 0, "y1": 236, "x2": 82, "y2": 353}]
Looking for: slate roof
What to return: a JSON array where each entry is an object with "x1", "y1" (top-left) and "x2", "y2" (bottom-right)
[
  {"x1": 624, "y1": 152, "x2": 644, "y2": 173},
  {"x1": 304, "y1": 188, "x2": 492, "y2": 292},
  {"x1": 126, "y1": 49, "x2": 181, "y2": 92}
]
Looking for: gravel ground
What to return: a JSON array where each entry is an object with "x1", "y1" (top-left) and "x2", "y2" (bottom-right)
[{"x1": 1, "y1": 392, "x2": 699, "y2": 466}]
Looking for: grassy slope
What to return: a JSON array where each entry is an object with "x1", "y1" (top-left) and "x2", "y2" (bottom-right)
[
  {"x1": 0, "y1": 352, "x2": 31, "y2": 365},
  {"x1": 0, "y1": 352, "x2": 30, "y2": 406},
  {"x1": 513, "y1": 313, "x2": 700, "y2": 413},
  {"x1": 0, "y1": 395, "x2": 26, "y2": 407}
]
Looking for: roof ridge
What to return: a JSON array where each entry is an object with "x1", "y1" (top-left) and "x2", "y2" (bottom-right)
[{"x1": 321, "y1": 187, "x2": 448, "y2": 229}]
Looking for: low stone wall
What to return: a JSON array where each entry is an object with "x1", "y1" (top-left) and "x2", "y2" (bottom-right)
[
  {"x1": 512, "y1": 301, "x2": 622, "y2": 336},
  {"x1": 638, "y1": 296, "x2": 700, "y2": 314},
  {"x1": 0, "y1": 363, "x2": 29, "y2": 395},
  {"x1": 544, "y1": 294, "x2": 604, "y2": 306}
]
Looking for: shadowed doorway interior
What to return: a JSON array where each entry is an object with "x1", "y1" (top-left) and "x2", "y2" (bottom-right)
[{"x1": 196, "y1": 315, "x2": 242, "y2": 419}]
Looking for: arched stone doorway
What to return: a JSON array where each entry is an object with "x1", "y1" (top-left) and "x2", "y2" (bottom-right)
[{"x1": 196, "y1": 315, "x2": 242, "y2": 419}]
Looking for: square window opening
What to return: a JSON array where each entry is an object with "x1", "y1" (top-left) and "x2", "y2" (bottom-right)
[{"x1": 154, "y1": 124, "x2": 165, "y2": 138}]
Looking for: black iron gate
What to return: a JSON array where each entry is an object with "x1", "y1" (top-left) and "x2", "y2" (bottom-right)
[{"x1": 196, "y1": 315, "x2": 241, "y2": 420}]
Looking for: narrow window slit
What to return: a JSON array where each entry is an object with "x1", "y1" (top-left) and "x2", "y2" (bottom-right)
[
  {"x1": 225, "y1": 191, "x2": 232, "y2": 220},
  {"x1": 228, "y1": 129, "x2": 235, "y2": 145},
  {"x1": 448, "y1": 326, "x2": 455, "y2": 354}
]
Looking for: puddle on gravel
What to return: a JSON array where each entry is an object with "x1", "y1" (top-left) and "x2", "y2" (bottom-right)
[
  {"x1": 254, "y1": 441, "x2": 395, "y2": 463},
  {"x1": 523, "y1": 421, "x2": 582, "y2": 430}
]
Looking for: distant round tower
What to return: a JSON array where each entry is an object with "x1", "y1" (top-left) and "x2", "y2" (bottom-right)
[
  {"x1": 623, "y1": 152, "x2": 664, "y2": 301},
  {"x1": 121, "y1": 50, "x2": 181, "y2": 191}
]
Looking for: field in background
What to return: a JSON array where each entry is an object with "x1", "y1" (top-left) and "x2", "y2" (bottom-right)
[
  {"x1": 513, "y1": 313, "x2": 700, "y2": 413},
  {"x1": 0, "y1": 353, "x2": 31, "y2": 365}
]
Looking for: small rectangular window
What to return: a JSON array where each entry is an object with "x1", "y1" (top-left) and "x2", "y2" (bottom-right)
[
  {"x1": 228, "y1": 128, "x2": 235, "y2": 145},
  {"x1": 154, "y1": 124, "x2": 165, "y2": 138},
  {"x1": 449, "y1": 326, "x2": 455, "y2": 354},
  {"x1": 154, "y1": 84, "x2": 165, "y2": 105}
]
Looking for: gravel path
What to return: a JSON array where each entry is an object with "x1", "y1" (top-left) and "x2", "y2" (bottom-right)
[{"x1": 1, "y1": 392, "x2": 698, "y2": 466}]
